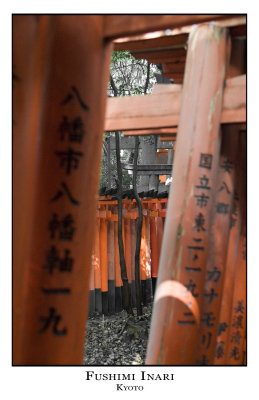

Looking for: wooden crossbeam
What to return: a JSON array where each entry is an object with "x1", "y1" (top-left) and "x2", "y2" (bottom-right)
[
  {"x1": 123, "y1": 128, "x2": 177, "y2": 137},
  {"x1": 113, "y1": 16, "x2": 246, "y2": 51},
  {"x1": 159, "y1": 135, "x2": 177, "y2": 141},
  {"x1": 114, "y1": 32, "x2": 188, "y2": 52},
  {"x1": 122, "y1": 163, "x2": 172, "y2": 175},
  {"x1": 108, "y1": 136, "x2": 173, "y2": 149},
  {"x1": 105, "y1": 76, "x2": 246, "y2": 132},
  {"x1": 103, "y1": 15, "x2": 240, "y2": 39}
]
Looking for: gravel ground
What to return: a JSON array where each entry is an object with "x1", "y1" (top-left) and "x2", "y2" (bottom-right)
[{"x1": 83, "y1": 304, "x2": 153, "y2": 365}]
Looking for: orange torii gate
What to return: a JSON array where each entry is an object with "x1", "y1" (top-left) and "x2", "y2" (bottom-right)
[{"x1": 13, "y1": 14, "x2": 246, "y2": 365}]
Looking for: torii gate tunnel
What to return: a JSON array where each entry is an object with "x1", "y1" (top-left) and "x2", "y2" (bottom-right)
[{"x1": 13, "y1": 14, "x2": 246, "y2": 365}]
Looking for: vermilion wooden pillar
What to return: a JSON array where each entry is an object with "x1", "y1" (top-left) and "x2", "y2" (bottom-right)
[
  {"x1": 94, "y1": 218, "x2": 102, "y2": 313},
  {"x1": 225, "y1": 131, "x2": 246, "y2": 365},
  {"x1": 100, "y1": 216, "x2": 108, "y2": 315},
  {"x1": 107, "y1": 217, "x2": 115, "y2": 314},
  {"x1": 13, "y1": 15, "x2": 50, "y2": 365},
  {"x1": 13, "y1": 15, "x2": 113, "y2": 364},
  {"x1": 146, "y1": 24, "x2": 228, "y2": 365},
  {"x1": 214, "y1": 127, "x2": 243, "y2": 365}
]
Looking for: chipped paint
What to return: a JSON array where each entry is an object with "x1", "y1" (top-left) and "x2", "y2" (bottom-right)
[
  {"x1": 208, "y1": 88, "x2": 222, "y2": 131},
  {"x1": 190, "y1": 24, "x2": 198, "y2": 53},
  {"x1": 176, "y1": 245, "x2": 183, "y2": 272},
  {"x1": 209, "y1": 22, "x2": 224, "y2": 43},
  {"x1": 157, "y1": 334, "x2": 166, "y2": 365},
  {"x1": 190, "y1": 184, "x2": 194, "y2": 199},
  {"x1": 176, "y1": 223, "x2": 184, "y2": 241}
]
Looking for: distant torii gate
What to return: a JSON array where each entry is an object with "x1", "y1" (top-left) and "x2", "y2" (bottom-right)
[{"x1": 13, "y1": 14, "x2": 246, "y2": 365}]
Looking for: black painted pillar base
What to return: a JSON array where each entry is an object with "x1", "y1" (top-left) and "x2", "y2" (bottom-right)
[
  {"x1": 108, "y1": 280, "x2": 115, "y2": 315},
  {"x1": 95, "y1": 288, "x2": 102, "y2": 314},
  {"x1": 88, "y1": 289, "x2": 95, "y2": 317},
  {"x1": 102, "y1": 291, "x2": 109, "y2": 315},
  {"x1": 152, "y1": 277, "x2": 157, "y2": 296},
  {"x1": 115, "y1": 286, "x2": 122, "y2": 313}
]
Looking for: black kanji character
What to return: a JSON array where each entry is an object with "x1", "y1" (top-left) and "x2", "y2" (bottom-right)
[
  {"x1": 202, "y1": 332, "x2": 212, "y2": 350},
  {"x1": 195, "y1": 175, "x2": 211, "y2": 190},
  {"x1": 216, "y1": 202, "x2": 230, "y2": 215},
  {"x1": 188, "y1": 245, "x2": 205, "y2": 252},
  {"x1": 59, "y1": 249, "x2": 74, "y2": 272},
  {"x1": 43, "y1": 246, "x2": 60, "y2": 275},
  {"x1": 232, "y1": 315, "x2": 243, "y2": 329},
  {"x1": 230, "y1": 330, "x2": 242, "y2": 345},
  {"x1": 195, "y1": 193, "x2": 210, "y2": 208},
  {"x1": 217, "y1": 322, "x2": 228, "y2": 336},
  {"x1": 55, "y1": 147, "x2": 84, "y2": 175},
  {"x1": 199, "y1": 153, "x2": 213, "y2": 170},
  {"x1": 215, "y1": 341, "x2": 225, "y2": 359},
  {"x1": 220, "y1": 159, "x2": 233, "y2": 173},
  {"x1": 185, "y1": 279, "x2": 199, "y2": 298},
  {"x1": 234, "y1": 300, "x2": 245, "y2": 314},
  {"x1": 178, "y1": 312, "x2": 196, "y2": 325},
  {"x1": 207, "y1": 266, "x2": 221, "y2": 283},
  {"x1": 59, "y1": 214, "x2": 75, "y2": 241},
  {"x1": 218, "y1": 181, "x2": 231, "y2": 195},
  {"x1": 201, "y1": 312, "x2": 216, "y2": 327},
  {"x1": 70, "y1": 117, "x2": 85, "y2": 143},
  {"x1": 229, "y1": 346, "x2": 240, "y2": 361},
  {"x1": 192, "y1": 238, "x2": 202, "y2": 242},
  {"x1": 193, "y1": 212, "x2": 206, "y2": 232},
  {"x1": 50, "y1": 182, "x2": 80, "y2": 206},
  {"x1": 204, "y1": 288, "x2": 218, "y2": 304},
  {"x1": 60, "y1": 86, "x2": 89, "y2": 111},
  {"x1": 39, "y1": 307, "x2": 67, "y2": 336}
]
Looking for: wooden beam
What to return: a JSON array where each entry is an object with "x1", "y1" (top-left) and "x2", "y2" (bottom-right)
[
  {"x1": 108, "y1": 135, "x2": 173, "y2": 149},
  {"x1": 105, "y1": 75, "x2": 246, "y2": 132},
  {"x1": 123, "y1": 127, "x2": 177, "y2": 136},
  {"x1": 113, "y1": 16, "x2": 246, "y2": 50},
  {"x1": 159, "y1": 135, "x2": 177, "y2": 141},
  {"x1": 104, "y1": 15, "x2": 239, "y2": 39},
  {"x1": 105, "y1": 85, "x2": 182, "y2": 131},
  {"x1": 132, "y1": 47, "x2": 187, "y2": 63},
  {"x1": 114, "y1": 32, "x2": 188, "y2": 52},
  {"x1": 163, "y1": 61, "x2": 186, "y2": 74},
  {"x1": 122, "y1": 163, "x2": 172, "y2": 175}
]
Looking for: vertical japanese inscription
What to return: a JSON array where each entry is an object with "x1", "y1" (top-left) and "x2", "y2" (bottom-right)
[
  {"x1": 40, "y1": 87, "x2": 90, "y2": 336},
  {"x1": 196, "y1": 149, "x2": 234, "y2": 364},
  {"x1": 178, "y1": 153, "x2": 213, "y2": 326}
]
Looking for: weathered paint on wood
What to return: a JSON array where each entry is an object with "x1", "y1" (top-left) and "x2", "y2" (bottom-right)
[
  {"x1": 146, "y1": 24, "x2": 228, "y2": 365},
  {"x1": 194, "y1": 126, "x2": 238, "y2": 364},
  {"x1": 104, "y1": 15, "x2": 238, "y2": 39},
  {"x1": 13, "y1": 15, "x2": 113, "y2": 365},
  {"x1": 105, "y1": 75, "x2": 246, "y2": 132}
]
